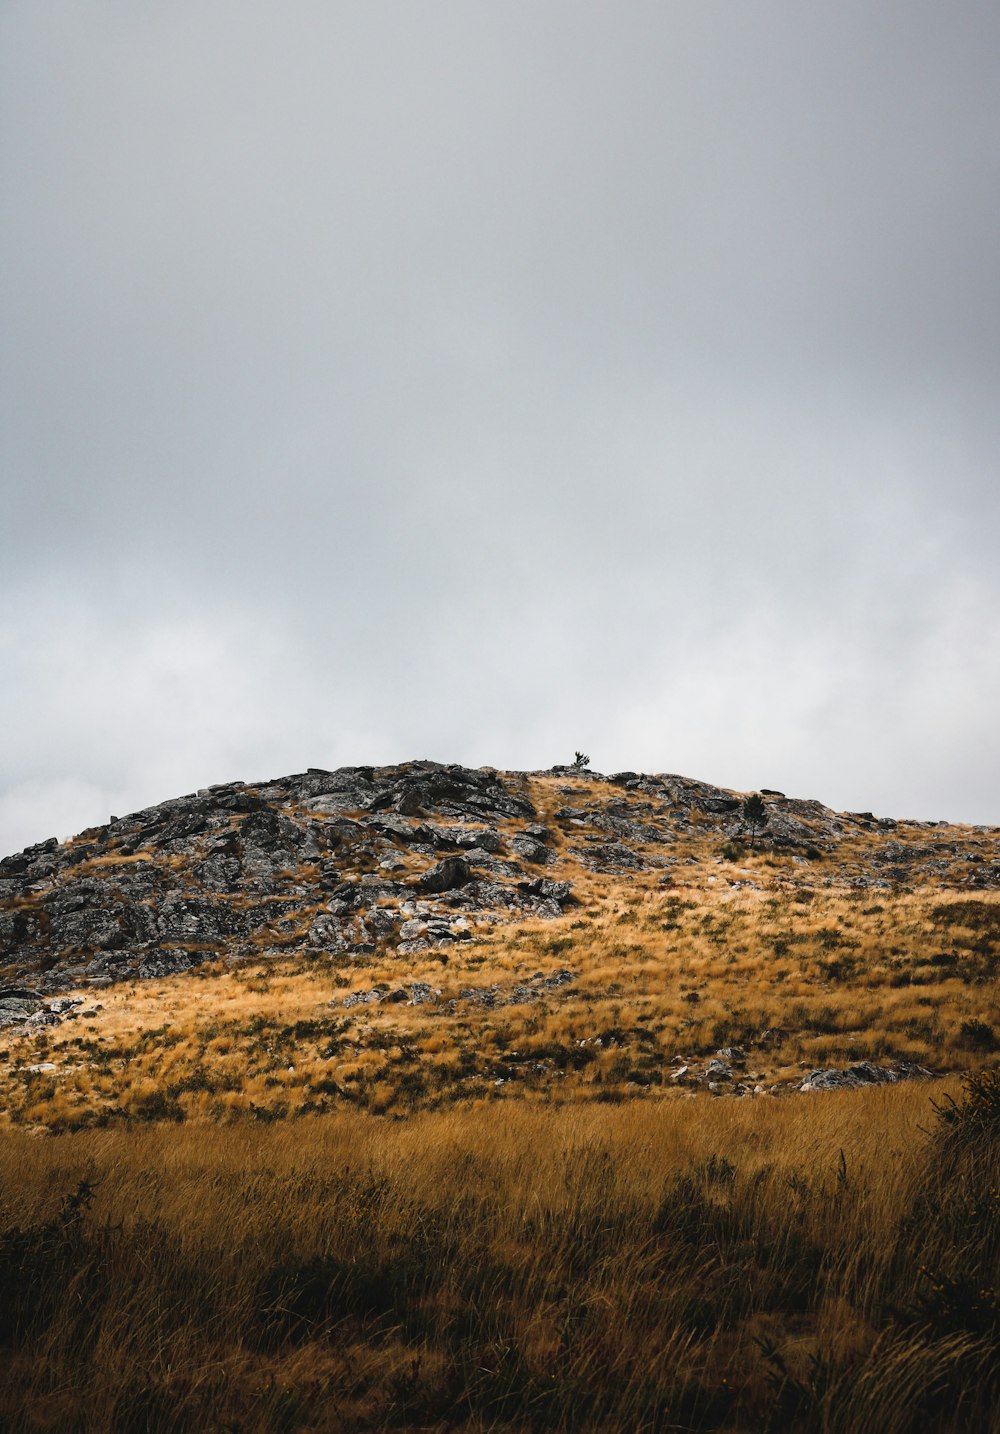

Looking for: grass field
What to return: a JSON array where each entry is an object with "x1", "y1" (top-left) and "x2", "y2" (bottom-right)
[{"x1": 1, "y1": 1072, "x2": 999, "y2": 1432}]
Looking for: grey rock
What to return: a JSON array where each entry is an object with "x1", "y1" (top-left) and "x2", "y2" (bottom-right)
[
  {"x1": 798, "y1": 1061, "x2": 932, "y2": 1092},
  {"x1": 0, "y1": 909, "x2": 38, "y2": 951},
  {"x1": 454, "y1": 827, "x2": 502, "y2": 853},
  {"x1": 510, "y1": 835, "x2": 556, "y2": 864},
  {"x1": 2, "y1": 757, "x2": 991, "y2": 1003},
  {"x1": 24, "y1": 1010, "x2": 60, "y2": 1027},
  {"x1": 450, "y1": 879, "x2": 520, "y2": 912},
  {"x1": 137, "y1": 949, "x2": 204, "y2": 979},
  {"x1": 156, "y1": 896, "x2": 232, "y2": 943},
  {"x1": 462, "y1": 849, "x2": 519, "y2": 876},
  {"x1": 701, "y1": 797, "x2": 742, "y2": 814},
  {"x1": 194, "y1": 854, "x2": 242, "y2": 890},
  {"x1": 309, "y1": 915, "x2": 350, "y2": 951},
  {"x1": 582, "y1": 842, "x2": 650, "y2": 873},
  {"x1": 518, "y1": 877, "x2": 575, "y2": 904},
  {"x1": 369, "y1": 814, "x2": 417, "y2": 843},
  {"x1": 508, "y1": 968, "x2": 577, "y2": 1004},
  {"x1": 0, "y1": 838, "x2": 60, "y2": 885},
  {"x1": 85, "y1": 952, "x2": 134, "y2": 977},
  {"x1": 591, "y1": 809, "x2": 673, "y2": 845},
  {"x1": 507, "y1": 985, "x2": 537, "y2": 1005},
  {"x1": 0, "y1": 992, "x2": 41, "y2": 1026},
  {"x1": 457, "y1": 985, "x2": 502, "y2": 1009},
  {"x1": 543, "y1": 968, "x2": 576, "y2": 989},
  {"x1": 418, "y1": 856, "x2": 471, "y2": 893},
  {"x1": 46, "y1": 903, "x2": 129, "y2": 953},
  {"x1": 407, "y1": 982, "x2": 439, "y2": 1005},
  {"x1": 342, "y1": 987, "x2": 385, "y2": 1009},
  {"x1": 362, "y1": 907, "x2": 398, "y2": 939}
]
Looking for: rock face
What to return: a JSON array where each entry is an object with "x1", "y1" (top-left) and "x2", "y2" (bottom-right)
[
  {"x1": 1, "y1": 759, "x2": 997, "y2": 996},
  {"x1": 0, "y1": 762, "x2": 574, "y2": 992}
]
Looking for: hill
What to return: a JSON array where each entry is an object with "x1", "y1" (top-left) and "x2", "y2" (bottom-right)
[
  {"x1": 2, "y1": 762, "x2": 1000, "y2": 1430},
  {"x1": 1, "y1": 760, "x2": 998, "y2": 1127}
]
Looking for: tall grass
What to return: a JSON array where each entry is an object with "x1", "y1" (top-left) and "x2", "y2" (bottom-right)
[{"x1": 1, "y1": 1077, "x2": 998, "y2": 1431}]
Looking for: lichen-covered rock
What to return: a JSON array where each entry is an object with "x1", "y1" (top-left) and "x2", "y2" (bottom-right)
[
  {"x1": 418, "y1": 856, "x2": 471, "y2": 893},
  {"x1": 510, "y1": 835, "x2": 555, "y2": 864},
  {"x1": 0, "y1": 990, "x2": 41, "y2": 1027},
  {"x1": 799, "y1": 1061, "x2": 932, "y2": 1092}
]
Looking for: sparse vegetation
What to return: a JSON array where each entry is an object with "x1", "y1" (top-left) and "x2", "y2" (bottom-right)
[{"x1": 3, "y1": 854, "x2": 997, "y2": 1129}]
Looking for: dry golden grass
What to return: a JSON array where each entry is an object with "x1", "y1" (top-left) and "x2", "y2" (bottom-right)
[
  {"x1": 2, "y1": 835, "x2": 998, "y2": 1129},
  {"x1": 2, "y1": 771, "x2": 999, "y2": 1428},
  {"x1": 1, "y1": 1077, "x2": 998, "y2": 1431}
]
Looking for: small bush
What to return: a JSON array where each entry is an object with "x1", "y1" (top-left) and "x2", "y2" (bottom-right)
[
  {"x1": 910, "y1": 1266, "x2": 1000, "y2": 1342},
  {"x1": 933, "y1": 1065, "x2": 1000, "y2": 1141},
  {"x1": 957, "y1": 1019, "x2": 999, "y2": 1052}
]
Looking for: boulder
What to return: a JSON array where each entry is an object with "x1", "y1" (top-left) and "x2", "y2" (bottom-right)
[
  {"x1": 0, "y1": 990, "x2": 41, "y2": 1027},
  {"x1": 418, "y1": 856, "x2": 471, "y2": 893},
  {"x1": 137, "y1": 950, "x2": 204, "y2": 980},
  {"x1": 799, "y1": 1061, "x2": 931, "y2": 1092},
  {"x1": 517, "y1": 877, "x2": 575, "y2": 904},
  {"x1": 454, "y1": 827, "x2": 502, "y2": 853},
  {"x1": 510, "y1": 835, "x2": 555, "y2": 865}
]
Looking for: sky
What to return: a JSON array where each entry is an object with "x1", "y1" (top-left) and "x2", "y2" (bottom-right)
[{"x1": 2, "y1": 2, "x2": 999, "y2": 855}]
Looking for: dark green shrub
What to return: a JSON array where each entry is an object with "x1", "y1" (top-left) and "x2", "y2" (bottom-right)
[{"x1": 957, "y1": 1019, "x2": 999, "y2": 1052}]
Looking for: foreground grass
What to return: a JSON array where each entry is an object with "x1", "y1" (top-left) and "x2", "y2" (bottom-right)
[{"x1": 1, "y1": 1076, "x2": 999, "y2": 1432}]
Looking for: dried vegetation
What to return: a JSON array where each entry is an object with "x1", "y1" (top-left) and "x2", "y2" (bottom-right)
[
  {"x1": 1, "y1": 770, "x2": 999, "y2": 1428},
  {"x1": 1, "y1": 1076, "x2": 999, "y2": 1431}
]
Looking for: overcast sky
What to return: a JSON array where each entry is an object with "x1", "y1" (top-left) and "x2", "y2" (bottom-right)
[{"x1": 2, "y1": 2, "x2": 999, "y2": 855}]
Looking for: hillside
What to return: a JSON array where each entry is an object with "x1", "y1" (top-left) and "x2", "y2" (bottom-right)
[
  {"x1": 2, "y1": 761, "x2": 999, "y2": 1128},
  {"x1": 2, "y1": 763, "x2": 1000, "y2": 1431}
]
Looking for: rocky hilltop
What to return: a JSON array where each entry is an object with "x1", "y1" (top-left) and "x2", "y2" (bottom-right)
[
  {"x1": 2, "y1": 762, "x2": 999, "y2": 1126},
  {"x1": 3, "y1": 761, "x2": 997, "y2": 1000}
]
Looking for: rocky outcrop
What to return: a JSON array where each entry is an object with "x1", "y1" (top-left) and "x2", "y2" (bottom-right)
[
  {"x1": 0, "y1": 762, "x2": 575, "y2": 991},
  {"x1": 799, "y1": 1061, "x2": 933, "y2": 1092},
  {"x1": 1, "y1": 760, "x2": 997, "y2": 996}
]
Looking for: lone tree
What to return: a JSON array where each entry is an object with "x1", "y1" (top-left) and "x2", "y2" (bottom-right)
[
  {"x1": 740, "y1": 793, "x2": 769, "y2": 849},
  {"x1": 573, "y1": 751, "x2": 591, "y2": 769}
]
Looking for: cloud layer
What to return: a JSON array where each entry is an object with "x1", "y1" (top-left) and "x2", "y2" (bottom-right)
[{"x1": 3, "y1": 2, "x2": 999, "y2": 853}]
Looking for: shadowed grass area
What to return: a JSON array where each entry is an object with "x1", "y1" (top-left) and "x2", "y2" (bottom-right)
[{"x1": 1, "y1": 1076, "x2": 998, "y2": 1431}]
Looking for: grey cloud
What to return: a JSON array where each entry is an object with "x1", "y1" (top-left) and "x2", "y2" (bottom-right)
[{"x1": 2, "y1": 2, "x2": 999, "y2": 852}]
